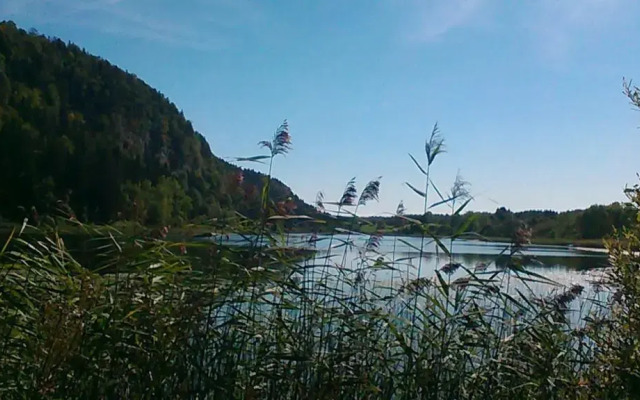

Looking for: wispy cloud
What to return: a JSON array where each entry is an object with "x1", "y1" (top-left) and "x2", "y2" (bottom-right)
[
  {"x1": 1, "y1": 0, "x2": 265, "y2": 51},
  {"x1": 400, "y1": 0, "x2": 639, "y2": 64},
  {"x1": 405, "y1": 0, "x2": 487, "y2": 42},
  {"x1": 524, "y1": 0, "x2": 635, "y2": 64},
  {"x1": 1, "y1": 0, "x2": 37, "y2": 15}
]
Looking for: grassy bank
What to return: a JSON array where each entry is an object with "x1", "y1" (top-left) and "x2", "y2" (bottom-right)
[{"x1": 0, "y1": 214, "x2": 635, "y2": 399}]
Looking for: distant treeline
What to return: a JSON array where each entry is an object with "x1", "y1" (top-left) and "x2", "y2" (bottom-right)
[{"x1": 356, "y1": 204, "x2": 634, "y2": 241}]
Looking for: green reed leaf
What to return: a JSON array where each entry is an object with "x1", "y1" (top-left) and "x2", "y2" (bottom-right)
[
  {"x1": 409, "y1": 153, "x2": 427, "y2": 175},
  {"x1": 405, "y1": 182, "x2": 426, "y2": 198}
]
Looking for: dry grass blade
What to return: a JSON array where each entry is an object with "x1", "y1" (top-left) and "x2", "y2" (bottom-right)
[
  {"x1": 396, "y1": 201, "x2": 406, "y2": 216},
  {"x1": 316, "y1": 191, "x2": 325, "y2": 212},
  {"x1": 339, "y1": 178, "x2": 358, "y2": 206},
  {"x1": 358, "y1": 177, "x2": 381, "y2": 206},
  {"x1": 425, "y1": 122, "x2": 445, "y2": 166},
  {"x1": 272, "y1": 119, "x2": 292, "y2": 156}
]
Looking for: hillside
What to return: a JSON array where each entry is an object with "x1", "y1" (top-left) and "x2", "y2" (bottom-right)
[{"x1": 0, "y1": 21, "x2": 314, "y2": 224}]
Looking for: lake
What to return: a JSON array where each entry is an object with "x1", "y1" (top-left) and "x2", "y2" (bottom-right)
[
  {"x1": 210, "y1": 233, "x2": 609, "y2": 297},
  {"x1": 202, "y1": 232, "x2": 611, "y2": 331}
]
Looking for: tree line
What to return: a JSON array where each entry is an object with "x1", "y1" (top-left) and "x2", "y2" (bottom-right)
[{"x1": 358, "y1": 203, "x2": 634, "y2": 241}]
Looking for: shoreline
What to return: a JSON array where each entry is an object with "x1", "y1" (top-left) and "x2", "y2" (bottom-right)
[{"x1": 1, "y1": 222, "x2": 608, "y2": 249}]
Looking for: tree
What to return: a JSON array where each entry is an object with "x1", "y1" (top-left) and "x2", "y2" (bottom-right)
[{"x1": 0, "y1": 21, "x2": 315, "y2": 224}]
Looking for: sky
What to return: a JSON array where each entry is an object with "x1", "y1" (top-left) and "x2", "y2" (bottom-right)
[{"x1": 2, "y1": 0, "x2": 640, "y2": 216}]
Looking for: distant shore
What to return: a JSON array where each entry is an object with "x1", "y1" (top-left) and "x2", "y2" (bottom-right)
[{"x1": 0, "y1": 222, "x2": 607, "y2": 250}]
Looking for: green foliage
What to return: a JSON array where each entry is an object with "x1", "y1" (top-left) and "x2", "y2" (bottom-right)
[
  {"x1": 575, "y1": 82, "x2": 640, "y2": 397},
  {"x1": 121, "y1": 177, "x2": 193, "y2": 225},
  {"x1": 365, "y1": 203, "x2": 634, "y2": 243},
  {"x1": 0, "y1": 22, "x2": 314, "y2": 224}
]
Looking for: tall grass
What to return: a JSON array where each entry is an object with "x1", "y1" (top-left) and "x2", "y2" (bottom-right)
[{"x1": 0, "y1": 111, "x2": 638, "y2": 399}]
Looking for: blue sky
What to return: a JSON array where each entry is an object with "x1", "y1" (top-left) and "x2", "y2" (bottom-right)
[{"x1": 3, "y1": 0, "x2": 640, "y2": 215}]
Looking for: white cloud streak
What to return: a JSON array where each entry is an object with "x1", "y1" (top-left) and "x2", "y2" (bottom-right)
[
  {"x1": 407, "y1": 0, "x2": 486, "y2": 41},
  {"x1": 525, "y1": 0, "x2": 633, "y2": 63},
  {"x1": 402, "y1": 0, "x2": 638, "y2": 64},
  {"x1": 1, "y1": 0, "x2": 264, "y2": 51}
]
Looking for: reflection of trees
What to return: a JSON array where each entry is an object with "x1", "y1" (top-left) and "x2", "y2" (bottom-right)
[
  {"x1": 448, "y1": 252, "x2": 608, "y2": 272},
  {"x1": 382, "y1": 248, "x2": 607, "y2": 272},
  {"x1": 492, "y1": 254, "x2": 606, "y2": 271},
  {"x1": 453, "y1": 253, "x2": 495, "y2": 268},
  {"x1": 533, "y1": 256, "x2": 607, "y2": 270}
]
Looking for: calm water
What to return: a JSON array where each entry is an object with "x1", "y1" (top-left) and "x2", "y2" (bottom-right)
[
  {"x1": 211, "y1": 233, "x2": 609, "y2": 295},
  {"x1": 205, "y1": 233, "x2": 610, "y2": 328}
]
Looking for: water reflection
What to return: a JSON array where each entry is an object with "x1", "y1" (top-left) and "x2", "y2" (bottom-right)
[
  {"x1": 207, "y1": 233, "x2": 611, "y2": 328},
  {"x1": 205, "y1": 233, "x2": 609, "y2": 296}
]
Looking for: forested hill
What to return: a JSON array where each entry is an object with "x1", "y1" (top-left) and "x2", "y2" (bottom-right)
[{"x1": 0, "y1": 21, "x2": 314, "y2": 224}]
